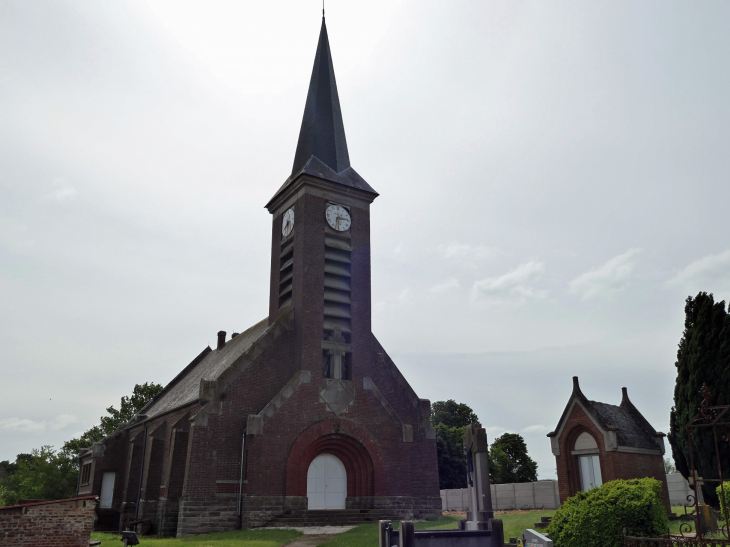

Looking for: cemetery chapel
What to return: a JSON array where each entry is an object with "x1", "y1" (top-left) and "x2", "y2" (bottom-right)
[{"x1": 77, "y1": 17, "x2": 442, "y2": 536}]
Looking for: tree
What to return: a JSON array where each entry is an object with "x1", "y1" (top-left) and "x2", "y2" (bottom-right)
[
  {"x1": 431, "y1": 400, "x2": 481, "y2": 489},
  {"x1": 664, "y1": 457, "x2": 677, "y2": 474},
  {"x1": 0, "y1": 447, "x2": 77, "y2": 506},
  {"x1": 0, "y1": 382, "x2": 162, "y2": 506},
  {"x1": 62, "y1": 382, "x2": 163, "y2": 457},
  {"x1": 667, "y1": 293, "x2": 730, "y2": 506},
  {"x1": 489, "y1": 432, "x2": 538, "y2": 483},
  {"x1": 431, "y1": 400, "x2": 481, "y2": 429},
  {"x1": 435, "y1": 424, "x2": 467, "y2": 489}
]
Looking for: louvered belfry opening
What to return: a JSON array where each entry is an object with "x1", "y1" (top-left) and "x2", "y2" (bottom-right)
[
  {"x1": 322, "y1": 207, "x2": 352, "y2": 380},
  {"x1": 279, "y1": 226, "x2": 294, "y2": 310}
]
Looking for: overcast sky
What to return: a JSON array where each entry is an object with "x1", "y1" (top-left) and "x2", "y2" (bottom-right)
[{"x1": 2, "y1": 1, "x2": 730, "y2": 479}]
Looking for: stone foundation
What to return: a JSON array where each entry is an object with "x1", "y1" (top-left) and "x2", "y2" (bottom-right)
[
  {"x1": 175, "y1": 495, "x2": 441, "y2": 534},
  {"x1": 243, "y1": 495, "x2": 307, "y2": 528},
  {"x1": 156, "y1": 498, "x2": 181, "y2": 537},
  {"x1": 177, "y1": 497, "x2": 239, "y2": 537},
  {"x1": 373, "y1": 496, "x2": 443, "y2": 520}
]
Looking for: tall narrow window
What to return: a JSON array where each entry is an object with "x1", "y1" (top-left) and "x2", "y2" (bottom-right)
[
  {"x1": 80, "y1": 463, "x2": 92, "y2": 486},
  {"x1": 322, "y1": 351, "x2": 332, "y2": 378},
  {"x1": 578, "y1": 455, "x2": 602, "y2": 491}
]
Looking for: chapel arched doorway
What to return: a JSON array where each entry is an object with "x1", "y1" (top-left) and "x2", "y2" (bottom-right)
[{"x1": 307, "y1": 453, "x2": 347, "y2": 510}]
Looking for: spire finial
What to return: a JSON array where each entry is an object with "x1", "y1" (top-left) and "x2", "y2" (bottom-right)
[{"x1": 323, "y1": 0, "x2": 325, "y2": 18}]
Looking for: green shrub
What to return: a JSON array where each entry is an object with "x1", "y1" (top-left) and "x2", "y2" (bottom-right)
[
  {"x1": 716, "y1": 482, "x2": 730, "y2": 521},
  {"x1": 547, "y1": 478, "x2": 668, "y2": 547}
]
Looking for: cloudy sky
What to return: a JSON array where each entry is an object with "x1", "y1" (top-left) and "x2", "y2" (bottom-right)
[{"x1": 2, "y1": 1, "x2": 730, "y2": 479}]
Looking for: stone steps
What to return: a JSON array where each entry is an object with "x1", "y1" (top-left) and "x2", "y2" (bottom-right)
[{"x1": 534, "y1": 516, "x2": 552, "y2": 529}]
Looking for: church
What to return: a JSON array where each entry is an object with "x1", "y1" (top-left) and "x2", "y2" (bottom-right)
[{"x1": 76, "y1": 17, "x2": 441, "y2": 537}]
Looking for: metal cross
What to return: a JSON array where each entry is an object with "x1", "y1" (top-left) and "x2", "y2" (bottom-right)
[{"x1": 321, "y1": 327, "x2": 351, "y2": 379}]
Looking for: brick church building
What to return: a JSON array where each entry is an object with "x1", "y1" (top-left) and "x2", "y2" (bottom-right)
[
  {"x1": 547, "y1": 377, "x2": 671, "y2": 513},
  {"x1": 77, "y1": 17, "x2": 441, "y2": 536}
]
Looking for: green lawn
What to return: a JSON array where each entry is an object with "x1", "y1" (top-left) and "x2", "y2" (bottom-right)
[
  {"x1": 318, "y1": 512, "x2": 560, "y2": 547},
  {"x1": 90, "y1": 528, "x2": 302, "y2": 547},
  {"x1": 91, "y1": 506, "x2": 696, "y2": 547}
]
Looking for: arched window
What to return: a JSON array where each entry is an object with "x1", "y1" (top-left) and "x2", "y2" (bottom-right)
[{"x1": 573, "y1": 432, "x2": 602, "y2": 491}]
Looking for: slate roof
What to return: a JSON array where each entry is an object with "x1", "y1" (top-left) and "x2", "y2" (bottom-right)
[
  {"x1": 548, "y1": 376, "x2": 663, "y2": 451},
  {"x1": 267, "y1": 17, "x2": 378, "y2": 209},
  {"x1": 585, "y1": 400, "x2": 661, "y2": 450},
  {"x1": 292, "y1": 17, "x2": 350, "y2": 176},
  {"x1": 143, "y1": 318, "x2": 269, "y2": 419}
]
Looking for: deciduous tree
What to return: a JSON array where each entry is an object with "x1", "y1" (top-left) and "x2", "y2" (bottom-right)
[
  {"x1": 431, "y1": 400, "x2": 481, "y2": 489},
  {"x1": 0, "y1": 383, "x2": 162, "y2": 505},
  {"x1": 489, "y1": 432, "x2": 538, "y2": 483}
]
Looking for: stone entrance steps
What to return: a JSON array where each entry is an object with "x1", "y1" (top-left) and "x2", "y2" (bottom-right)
[{"x1": 266, "y1": 509, "x2": 379, "y2": 526}]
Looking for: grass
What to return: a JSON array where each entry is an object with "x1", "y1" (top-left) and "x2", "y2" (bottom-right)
[
  {"x1": 318, "y1": 511, "x2": 560, "y2": 547},
  {"x1": 90, "y1": 528, "x2": 302, "y2": 547},
  {"x1": 91, "y1": 506, "x2": 697, "y2": 547}
]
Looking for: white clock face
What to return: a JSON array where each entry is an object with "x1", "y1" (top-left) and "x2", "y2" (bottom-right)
[
  {"x1": 282, "y1": 208, "x2": 294, "y2": 237},
  {"x1": 326, "y1": 204, "x2": 351, "y2": 231}
]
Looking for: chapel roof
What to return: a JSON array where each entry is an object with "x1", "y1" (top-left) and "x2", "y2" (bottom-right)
[
  {"x1": 547, "y1": 376, "x2": 664, "y2": 451},
  {"x1": 141, "y1": 318, "x2": 269, "y2": 420},
  {"x1": 266, "y1": 17, "x2": 377, "y2": 209}
]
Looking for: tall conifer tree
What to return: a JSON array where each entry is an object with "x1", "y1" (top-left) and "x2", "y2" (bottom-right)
[{"x1": 668, "y1": 292, "x2": 730, "y2": 505}]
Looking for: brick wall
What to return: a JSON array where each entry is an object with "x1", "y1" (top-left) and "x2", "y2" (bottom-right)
[{"x1": 0, "y1": 496, "x2": 97, "y2": 547}]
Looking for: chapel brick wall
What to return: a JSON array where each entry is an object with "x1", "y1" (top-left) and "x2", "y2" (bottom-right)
[
  {"x1": 555, "y1": 403, "x2": 671, "y2": 513},
  {"x1": 610, "y1": 451, "x2": 671, "y2": 511},
  {"x1": 0, "y1": 497, "x2": 96, "y2": 547}
]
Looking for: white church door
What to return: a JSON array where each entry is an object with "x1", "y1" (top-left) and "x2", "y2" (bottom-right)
[
  {"x1": 307, "y1": 453, "x2": 347, "y2": 510},
  {"x1": 100, "y1": 472, "x2": 116, "y2": 509}
]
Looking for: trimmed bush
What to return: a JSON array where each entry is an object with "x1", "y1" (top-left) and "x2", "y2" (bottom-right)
[
  {"x1": 547, "y1": 478, "x2": 668, "y2": 547},
  {"x1": 716, "y1": 482, "x2": 730, "y2": 521}
]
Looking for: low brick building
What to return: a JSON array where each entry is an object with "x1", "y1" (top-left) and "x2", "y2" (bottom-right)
[
  {"x1": 77, "y1": 16, "x2": 440, "y2": 537},
  {"x1": 0, "y1": 495, "x2": 97, "y2": 547},
  {"x1": 547, "y1": 377, "x2": 671, "y2": 513}
]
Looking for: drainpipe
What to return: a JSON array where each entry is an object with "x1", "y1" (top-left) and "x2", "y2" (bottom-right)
[
  {"x1": 237, "y1": 428, "x2": 246, "y2": 529},
  {"x1": 135, "y1": 425, "x2": 148, "y2": 520}
]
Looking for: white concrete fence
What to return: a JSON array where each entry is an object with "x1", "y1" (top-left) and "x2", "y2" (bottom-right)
[
  {"x1": 440, "y1": 473, "x2": 694, "y2": 512},
  {"x1": 666, "y1": 473, "x2": 694, "y2": 506},
  {"x1": 441, "y1": 480, "x2": 560, "y2": 511}
]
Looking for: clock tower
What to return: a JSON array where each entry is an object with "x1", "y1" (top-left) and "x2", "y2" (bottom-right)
[{"x1": 265, "y1": 16, "x2": 379, "y2": 413}]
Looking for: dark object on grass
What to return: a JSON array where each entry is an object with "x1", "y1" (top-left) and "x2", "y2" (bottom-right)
[{"x1": 121, "y1": 531, "x2": 139, "y2": 546}]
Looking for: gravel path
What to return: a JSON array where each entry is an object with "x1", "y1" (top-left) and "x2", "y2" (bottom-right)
[{"x1": 272, "y1": 525, "x2": 355, "y2": 535}]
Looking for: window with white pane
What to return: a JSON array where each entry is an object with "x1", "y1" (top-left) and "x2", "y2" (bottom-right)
[
  {"x1": 578, "y1": 455, "x2": 602, "y2": 491},
  {"x1": 573, "y1": 431, "x2": 602, "y2": 491}
]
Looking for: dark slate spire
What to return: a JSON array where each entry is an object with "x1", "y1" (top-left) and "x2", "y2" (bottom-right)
[{"x1": 292, "y1": 17, "x2": 350, "y2": 175}]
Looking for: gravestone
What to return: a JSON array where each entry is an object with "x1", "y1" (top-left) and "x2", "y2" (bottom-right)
[
  {"x1": 460, "y1": 424, "x2": 503, "y2": 543},
  {"x1": 520, "y1": 529, "x2": 553, "y2": 547}
]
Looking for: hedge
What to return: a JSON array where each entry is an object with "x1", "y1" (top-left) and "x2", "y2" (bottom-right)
[
  {"x1": 716, "y1": 482, "x2": 730, "y2": 520},
  {"x1": 547, "y1": 478, "x2": 668, "y2": 547}
]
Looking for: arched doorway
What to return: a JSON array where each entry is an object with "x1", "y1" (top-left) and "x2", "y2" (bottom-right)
[{"x1": 307, "y1": 454, "x2": 347, "y2": 510}]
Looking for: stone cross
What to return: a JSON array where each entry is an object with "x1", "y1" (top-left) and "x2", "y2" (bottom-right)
[
  {"x1": 321, "y1": 328, "x2": 351, "y2": 380},
  {"x1": 690, "y1": 471, "x2": 706, "y2": 505}
]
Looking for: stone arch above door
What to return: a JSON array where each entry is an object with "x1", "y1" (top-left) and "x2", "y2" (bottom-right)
[{"x1": 286, "y1": 419, "x2": 386, "y2": 497}]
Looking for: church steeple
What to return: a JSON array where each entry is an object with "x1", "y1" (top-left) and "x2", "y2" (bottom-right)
[{"x1": 292, "y1": 17, "x2": 350, "y2": 176}]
